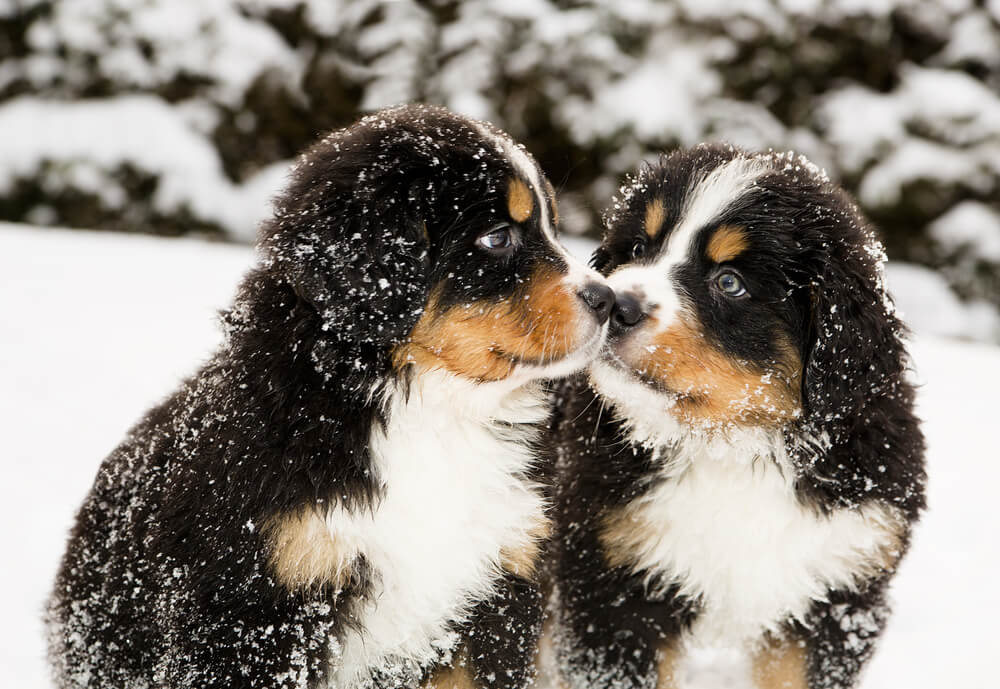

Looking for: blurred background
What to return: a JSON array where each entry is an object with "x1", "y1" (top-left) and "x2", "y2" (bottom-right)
[
  {"x1": 1, "y1": 0, "x2": 999, "y2": 340},
  {"x1": 4, "y1": 4, "x2": 1000, "y2": 687}
]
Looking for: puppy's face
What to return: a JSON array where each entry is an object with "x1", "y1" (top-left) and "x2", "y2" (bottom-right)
[
  {"x1": 394, "y1": 115, "x2": 612, "y2": 384},
  {"x1": 590, "y1": 146, "x2": 824, "y2": 432},
  {"x1": 263, "y1": 106, "x2": 611, "y2": 387}
]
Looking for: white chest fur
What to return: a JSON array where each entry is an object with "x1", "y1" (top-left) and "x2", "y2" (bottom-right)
[
  {"x1": 614, "y1": 434, "x2": 901, "y2": 647},
  {"x1": 327, "y1": 372, "x2": 550, "y2": 688}
]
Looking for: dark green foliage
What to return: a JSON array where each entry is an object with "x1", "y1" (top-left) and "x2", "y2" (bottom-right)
[{"x1": 1, "y1": 0, "x2": 997, "y2": 327}]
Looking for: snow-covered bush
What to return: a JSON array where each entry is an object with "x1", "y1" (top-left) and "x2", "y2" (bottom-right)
[{"x1": 1, "y1": 0, "x2": 997, "y2": 336}]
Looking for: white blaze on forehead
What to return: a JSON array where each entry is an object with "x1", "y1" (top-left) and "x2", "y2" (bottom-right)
[
  {"x1": 468, "y1": 121, "x2": 609, "y2": 373},
  {"x1": 605, "y1": 155, "x2": 770, "y2": 318},
  {"x1": 475, "y1": 123, "x2": 554, "y2": 236},
  {"x1": 474, "y1": 122, "x2": 595, "y2": 286},
  {"x1": 659, "y1": 155, "x2": 769, "y2": 271}
]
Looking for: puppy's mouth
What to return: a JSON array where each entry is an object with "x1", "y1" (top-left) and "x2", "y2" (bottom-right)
[
  {"x1": 595, "y1": 344, "x2": 697, "y2": 404},
  {"x1": 597, "y1": 336, "x2": 639, "y2": 372},
  {"x1": 498, "y1": 323, "x2": 608, "y2": 371}
]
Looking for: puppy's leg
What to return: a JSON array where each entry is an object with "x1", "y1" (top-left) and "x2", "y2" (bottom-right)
[
  {"x1": 157, "y1": 575, "x2": 341, "y2": 688},
  {"x1": 751, "y1": 635, "x2": 809, "y2": 689},
  {"x1": 654, "y1": 642, "x2": 685, "y2": 689},
  {"x1": 555, "y1": 584, "x2": 687, "y2": 689},
  {"x1": 553, "y1": 547, "x2": 693, "y2": 689},
  {"x1": 421, "y1": 652, "x2": 478, "y2": 689},
  {"x1": 420, "y1": 574, "x2": 543, "y2": 689},
  {"x1": 797, "y1": 577, "x2": 892, "y2": 689},
  {"x1": 467, "y1": 573, "x2": 545, "y2": 689}
]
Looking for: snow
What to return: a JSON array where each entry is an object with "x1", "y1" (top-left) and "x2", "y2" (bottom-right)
[
  {"x1": 0, "y1": 97, "x2": 291, "y2": 241},
  {"x1": 858, "y1": 138, "x2": 990, "y2": 209},
  {"x1": 560, "y1": 32, "x2": 721, "y2": 146},
  {"x1": 928, "y1": 200, "x2": 1000, "y2": 262},
  {"x1": 885, "y1": 262, "x2": 1000, "y2": 342},
  {"x1": 2, "y1": 223, "x2": 997, "y2": 688},
  {"x1": 19, "y1": 0, "x2": 299, "y2": 104},
  {"x1": 1, "y1": 0, "x2": 997, "y2": 339},
  {"x1": 822, "y1": 64, "x2": 1000, "y2": 201}
]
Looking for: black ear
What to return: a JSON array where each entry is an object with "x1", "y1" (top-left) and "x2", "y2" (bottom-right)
[
  {"x1": 791, "y1": 218, "x2": 925, "y2": 514},
  {"x1": 801, "y1": 253, "x2": 904, "y2": 429},
  {"x1": 260, "y1": 138, "x2": 432, "y2": 352}
]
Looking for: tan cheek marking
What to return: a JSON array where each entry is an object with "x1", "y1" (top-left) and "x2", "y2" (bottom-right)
[
  {"x1": 507, "y1": 177, "x2": 534, "y2": 223},
  {"x1": 514, "y1": 267, "x2": 581, "y2": 361},
  {"x1": 751, "y1": 637, "x2": 809, "y2": 689},
  {"x1": 644, "y1": 199, "x2": 666, "y2": 238},
  {"x1": 632, "y1": 316, "x2": 802, "y2": 426},
  {"x1": 264, "y1": 508, "x2": 352, "y2": 591},
  {"x1": 397, "y1": 297, "x2": 517, "y2": 382},
  {"x1": 499, "y1": 514, "x2": 553, "y2": 579},
  {"x1": 422, "y1": 651, "x2": 477, "y2": 689},
  {"x1": 395, "y1": 267, "x2": 581, "y2": 382},
  {"x1": 706, "y1": 225, "x2": 749, "y2": 263}
]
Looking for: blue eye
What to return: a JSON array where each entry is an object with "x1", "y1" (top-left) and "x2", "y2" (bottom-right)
[
  {"x1": 477, "y1": 224, "x2": 516, "y2": 252},
  {"x1": 716, "y1": 272, "x2": 747, "y2": 297}
]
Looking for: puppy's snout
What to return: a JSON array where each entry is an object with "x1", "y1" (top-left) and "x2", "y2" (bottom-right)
[
  {"x1": 577, "y1": 282, "x2": 614, "y2": 324},
  {"x1": 610, "y1": 292, "x2": 645, "y2": 335}
]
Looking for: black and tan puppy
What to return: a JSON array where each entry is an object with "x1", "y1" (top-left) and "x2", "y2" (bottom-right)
[
  {"x1": 45, "y1": 105, "x2": 614, "y2": 689},
  {"x1": 549, "y1": 145, "x2": 925, "y2": 689}
]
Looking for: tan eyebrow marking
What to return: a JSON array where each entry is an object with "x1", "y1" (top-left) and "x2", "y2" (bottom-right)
[
  {"x1": 507, "y1": 177, "x2": 534, "y2": 223},
  {"x1": 706, "y1": 224, "x2": 749, "y2": 263},
  {"x1": 644, "y1": 199, "x2": 666, "y2": 238}
]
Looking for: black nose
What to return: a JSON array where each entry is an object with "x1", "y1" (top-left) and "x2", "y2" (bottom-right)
[
  {"x1": 577, "y1": 282, "x2": 614, "y2": 324},
  {"x1": 610, "y1": 292, "x2": 644, "y2": 334}
]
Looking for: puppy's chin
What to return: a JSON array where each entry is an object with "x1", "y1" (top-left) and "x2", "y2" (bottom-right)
[
  {"x1": 398, "y1": 320, "x2": 608, "y2": 390},
  {"x1": 588, "y1": 354, "x2": 687, "y2": 444},
  {"x1": 590, "y1": 322, "x2": 803, "y2": 438},
  {"x1": 398, "y1": 271, "x2": 612, "y2": 388},
  {"x1": 507, "y1": 320, "x2": 609, "y2": 384}
]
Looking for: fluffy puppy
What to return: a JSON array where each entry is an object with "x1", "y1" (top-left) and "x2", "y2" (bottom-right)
[
  {"x1": 46, "y1": 104, "x2": 613, "y2": 689},
  {"x1": 548, "y1": 145, "x2": 926, "y2": 689}
]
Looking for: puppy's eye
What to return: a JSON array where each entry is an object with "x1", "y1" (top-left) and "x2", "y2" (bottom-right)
[
  {"x1": 477, "y1": 224, "x2": 517, "y2": 253},
  {"x1": 716, "y1": 271, "x2": 747, "y2": 297},
  {"x1": 631, "y1": 241, "x2": 646, "y2": 259}
]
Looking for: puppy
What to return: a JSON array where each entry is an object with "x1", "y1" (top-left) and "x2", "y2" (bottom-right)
[
  {"x1": 548, "y1": 145, "x2": 926, "y2": 689},
  {"x1": 45, "y1": 105, "x2": 613, "y2": 689}
]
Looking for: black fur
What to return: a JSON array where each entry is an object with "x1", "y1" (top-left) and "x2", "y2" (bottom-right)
[
  {"x1": 549, "y1": 145, "x2": 926, "y2": 689},
  {"x1": 45, "y1": 105, "x2": 566, "y2": 689},
  {"x1": 549, "y1": 379, "x2": 697, "y2": 689}
]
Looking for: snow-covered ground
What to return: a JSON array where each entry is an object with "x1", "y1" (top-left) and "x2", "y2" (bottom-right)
[{"x1": 3, "y1": 223, "x2": 997, "y2": 688}]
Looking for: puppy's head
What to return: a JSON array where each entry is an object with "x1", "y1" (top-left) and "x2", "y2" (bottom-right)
[
  {"x1": 260, "y1": 105, "x2": 610, "y2": 386},
  {"x1": 590, "y1": 145, "x2": 910, "y2": 440}
]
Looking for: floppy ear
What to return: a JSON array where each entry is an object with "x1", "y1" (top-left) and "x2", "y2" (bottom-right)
[
  {"x1": 261, "y1": 143, "x2": 432, "y2": 353},
  {"x1": 801, "y1": 253, "x2": 904, "y2": 427},
  {"x1": 791, "y1": 221, "x2": 924, "y2": 512}
]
